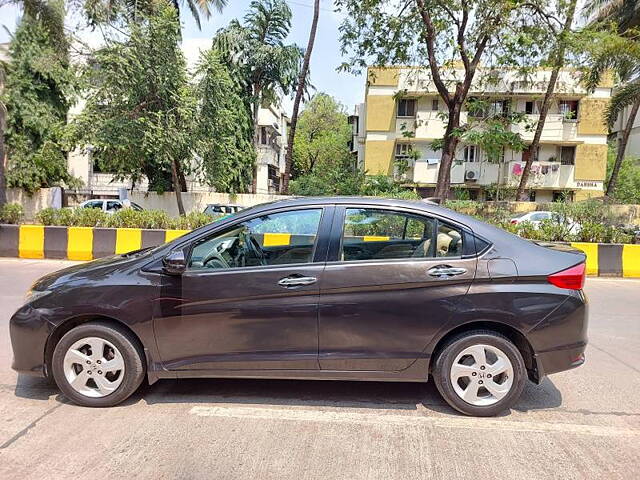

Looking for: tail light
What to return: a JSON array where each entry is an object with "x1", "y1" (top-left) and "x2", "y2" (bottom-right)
[
  {"x1": 547, "y1": 263, "x2": 585, "y2": 290},
  {"x1": 510, "y1": 219, "x2": 518, "y2": 224}
]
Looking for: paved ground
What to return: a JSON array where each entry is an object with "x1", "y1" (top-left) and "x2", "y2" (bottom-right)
[{"x1": 0, "y1": 258, "x2": 639, "y2": 479}]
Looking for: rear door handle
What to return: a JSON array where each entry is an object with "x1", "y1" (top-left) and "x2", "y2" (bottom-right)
[
  {"x1": 428, "y1": 266, "x2": 467, "y2": 278},
  {"x1": 277, "y1": 276, "x2": 317, "y2": 288}
]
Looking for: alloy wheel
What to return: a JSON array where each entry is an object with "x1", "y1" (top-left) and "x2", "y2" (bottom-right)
[
  {"x1": 450, "y1": 344, "x2": 514, "y2": 406},
  {"x1": 62, "y1": 336, "x2": 125, "y2": 398}
]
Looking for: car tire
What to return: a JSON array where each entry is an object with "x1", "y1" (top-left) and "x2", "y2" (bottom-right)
[
  {"x1": 51, "y1": 321, "x2": 146, "y2": 407},
  {"x1": 433, "y1": 330, "x2": 526, "y2": 417}
]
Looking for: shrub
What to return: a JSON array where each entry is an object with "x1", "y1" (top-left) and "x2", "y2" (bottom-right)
[
  {"x1": 35, "y1": 207, "x2": 60, "y2": 225},
  {"x1": 74, "y1": 207, "x2": 108, "y2": 227},
  {"x1": 171, "y1": 212, "x2": 212, "y2": 230},
  {"x1": 0, "y1": 203, "x2": 24, "y2": 224}
]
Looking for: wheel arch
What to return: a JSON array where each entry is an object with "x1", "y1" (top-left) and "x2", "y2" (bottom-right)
[
  {"x1": 44, "y1": 315, "x2": 146, "y2": 378},
  {"x1": 429, "y1": 320, "x2": 539, "y2": 382}
]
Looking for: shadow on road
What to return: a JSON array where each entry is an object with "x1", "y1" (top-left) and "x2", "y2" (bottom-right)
[{"x1": 13, "y1": 374, "x2": 562, "y2": 416}]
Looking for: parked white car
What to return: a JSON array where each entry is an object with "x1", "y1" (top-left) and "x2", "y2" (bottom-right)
[
  {"x1": 79, "y1": 199, "x2": 144, "y2": 214},
  {"x1": 510, "y1": 211, "x2": 581, "y2": 234}
]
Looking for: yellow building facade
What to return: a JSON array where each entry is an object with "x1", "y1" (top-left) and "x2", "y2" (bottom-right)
[{"x1": 353, "y1": 66, "x2": 611, "y2": 202}]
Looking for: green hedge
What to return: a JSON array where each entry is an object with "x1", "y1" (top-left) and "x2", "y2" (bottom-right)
[
  {"x1": 0, "y1": 203, "x2": 24, "y2": 224},
  {"x1": 34, "y1": 207, "x2": 219, "y2": 230}
]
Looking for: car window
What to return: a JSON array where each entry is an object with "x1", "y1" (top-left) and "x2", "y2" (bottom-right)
[
  {"x1": 106, "y1": 201, "x2": 122, "y2": 212},
  {"x1": 530, "y1": 213, "x2": 548, "y2": 221},
  {"x1": 84, "y1": 200, "x2": 103, "y2": 209},
  {"x1": 341, "y1": 209, "x2": 463, "y2": 261},
  {"x1": 131, "y1": 202, "x2": 143, "y2": 211},
  {"x1": 187, "y1": 209, "x2": 323, "y2": 271}
]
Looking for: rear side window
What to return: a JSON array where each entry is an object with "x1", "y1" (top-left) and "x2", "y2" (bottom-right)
[{"x1": 341, "y1": 209, "x2": 464, "y2": 261}]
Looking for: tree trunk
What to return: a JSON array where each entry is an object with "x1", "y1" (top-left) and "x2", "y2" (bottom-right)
[
  {"x1": 607, "y1": 97, "x2": 640, "y2": 197},
  {"x1": 171, "y1": 158, "x2": 185, "y2": 216},
  {"x1": 434, "y1": 105, "x2": 462, "y2": 200},
  {"x1": 516, "y1": 0, "x2": 577, "y2": 201},
  {"x1": 252, "y1": 84, "x2": 261, "y2": 194},
  {"x1": 281, "y1": 0, "x2": 320, "y2": 194}
]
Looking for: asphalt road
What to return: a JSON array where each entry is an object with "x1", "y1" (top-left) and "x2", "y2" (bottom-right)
[{"x1": 0, "y1": 258, "x2": 639, "y2": 479}]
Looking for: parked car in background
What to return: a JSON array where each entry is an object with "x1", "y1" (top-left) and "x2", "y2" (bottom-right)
[
  {"x1": 203, "y1": 204, "x2": 244, "y2": 217},
  {"x1": 79, "y1": 199, "x2": 144, "y2": 214},
  {"x1": 510, "y1": 211, "x2": 581, "y2": 234},
  {"x1": 10, "y1": 197, "x2": 588, "y2": 416}
]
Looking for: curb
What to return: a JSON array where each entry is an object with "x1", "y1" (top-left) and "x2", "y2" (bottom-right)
[{"x1": 1, "y1": 224, "x2": 640, "y2": 278}]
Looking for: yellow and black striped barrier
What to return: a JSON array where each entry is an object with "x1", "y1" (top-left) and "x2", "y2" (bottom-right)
[{"x1": 1, "y1": 224, "x2": 639, "y2": 277}]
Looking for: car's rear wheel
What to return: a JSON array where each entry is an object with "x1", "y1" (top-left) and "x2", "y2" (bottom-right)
[
  {"x1": 433, "y1": 330, "x2": 526, "y2": 417},
  {"x1": 51, "y1": 322, "x2": 145, "y2": 407}
]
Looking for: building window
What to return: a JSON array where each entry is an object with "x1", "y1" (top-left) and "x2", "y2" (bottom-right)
[
  {"x1": 267, "y1": 164, "x2": 280, "y2": 191},
  {"x1": 522, "y1": 146, "x2": 540, "y2": 163},
  {"x1": 432, "y1": 99, "x2": 439, "y2": 111},
  {"x1": 395, "y1": 143, "x2": 413, "y2": 158},
  {"x1": 463, "y1": 145, "x2": 477, "y2": 162},
  {"x1": 260, "y1": 126, "x2": 268, "y2": 145},
  {"x1": 525, "y1": 101, "x2": 534, "y2": 114},
  {"x1": 560, "y1": 146, "x2": 576, "y2": 165},
  {"x1": 559, "y1": 100, "x2": 578, "y2": 120},
  {"x1": 397, "y1": 98, "x2": 416, "y2": 117},
  {"x1": 528, "y1": 190, "x2": 536, "y2": 202}
]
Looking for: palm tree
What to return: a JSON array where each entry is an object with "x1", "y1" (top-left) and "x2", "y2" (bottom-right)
[
  {"x1": 583, "y1": 0, "x2": 640, "y2": 31},
  {"x1": 584, "y1": 1, "x2": 640, "y2": 197},
  {"x1": 281, "y1": 0, "x2": 319, "y2": 194},
  {"x1": 212, "y1": 0, "x2": 302, "y2": 191},
  {"x1": 585, "y1": 34, "x2": 640, "y2": 197},
  {"x1": 0, "y1": 55, "x2": 7, "y2": 206}
]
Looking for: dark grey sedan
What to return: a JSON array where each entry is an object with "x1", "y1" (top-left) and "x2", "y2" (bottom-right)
[{"x1": 10, "y1": 197, "x2": 587, "y2": 416}]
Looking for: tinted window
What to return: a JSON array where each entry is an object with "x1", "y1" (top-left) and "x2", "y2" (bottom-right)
[
  {"x1": 106, "y1": 201, "x2": 122, "y2": 212},
  {"x1": 341, "y1": 209, "x2": 437, "y2": 261},
  {"x1": 84, "y1": 200, "x2": 103, "y2": 209},
  {"x1": 188, "y1": 209, "x2": 322, "y2": 270}
]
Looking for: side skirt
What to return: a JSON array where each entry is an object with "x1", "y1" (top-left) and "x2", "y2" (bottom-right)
[{"x1": 149, "y1": 357, "x2": 431, "y2": 384}]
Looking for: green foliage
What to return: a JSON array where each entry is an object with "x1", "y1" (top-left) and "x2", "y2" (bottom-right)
[
  {"x1": 0, "y1": 203, "x2": 24, "y2": 224},
  {"x1": 2, "y1": 3, "x2": 77, "y2": 193},
  {"x1": 292, "y1": 93, "x2": 353, "y2": 177},
  {"x1": 69, "y1": 5, "x2": 195, "y2": 194},
  {"x1": 213, "y1": 0, "x2": 303, "y2": 121},
  {"x1": 32, "y1": 207, "x2": 219, "y2": 229},
  {"x1": 193, "y1": 49, "x2": 255, "y2": 193},
  {"x1": 606, "y1": 154, "x2": 640, "y2": 204}
]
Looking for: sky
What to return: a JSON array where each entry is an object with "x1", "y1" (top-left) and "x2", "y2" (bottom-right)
[{"x1": 0, "y1": 0, "x2": 365, "y2": 115}]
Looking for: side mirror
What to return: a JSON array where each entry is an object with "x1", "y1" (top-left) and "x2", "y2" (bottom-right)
[{"x1": 163, "y1": 250, "x2": 186, "y2": 275}]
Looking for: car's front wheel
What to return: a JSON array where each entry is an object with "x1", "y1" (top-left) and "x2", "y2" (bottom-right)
[
  {"x1": 51, "y1": 321, "x2": 145, "y2": 407},
  {"x1": 433, "y1": 330, "x2": 526, "y2": 416}
]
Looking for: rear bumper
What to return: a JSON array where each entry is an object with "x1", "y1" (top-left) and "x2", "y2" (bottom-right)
[
  {"x1": 534, "y1": 343, "x2": 586, "y2": 379},
  {"x1": 527, "y1": 290, "x2": 588, "y2": 382}
]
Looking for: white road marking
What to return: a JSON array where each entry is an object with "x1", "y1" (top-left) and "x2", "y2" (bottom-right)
[{"x1": 189, "y1": 405, "x2": 639, "y2": 438}]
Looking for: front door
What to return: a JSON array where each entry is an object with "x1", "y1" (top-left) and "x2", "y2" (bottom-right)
[
  {"x1": 154, "y1": 206, "x2": 332, "y2": 372},
  {"x1": 318, "y1": 206, "x2": 477, "y2": 371}
]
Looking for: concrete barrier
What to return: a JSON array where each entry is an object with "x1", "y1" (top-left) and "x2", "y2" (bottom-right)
[{"x1": 1, "y1": 223, "x2": 639, "y2": 277}]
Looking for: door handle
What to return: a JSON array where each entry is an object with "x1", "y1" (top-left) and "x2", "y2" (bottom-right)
[
  {"x1": 428, "y1": 266, "x2": 467, "y2": 278},
  {"x1": 277, "y1": 276, "x2": 317, "y2": 288}
]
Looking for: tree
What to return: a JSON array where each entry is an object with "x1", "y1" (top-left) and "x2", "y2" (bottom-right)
[
  {"x1": 213, "y1": 0, "x2": 302, "y2": 190},
  {"x1": 336, "y1": 0, "x2": 547, "y2": 200},
  {"x1": 0, "y1": 56, "x2": 7, "y2": 206},
  {"x1": 70, "y1": 4, "x2": 195, "y2": 214},
  {"x1": 83, "y1": 0, "x2": 228, "y2": 29},
  {"x1": 194, "y1": 49, "x2": 256, "y2": 193},
  {"x1": 516, "y1": 0, "x2": 578, "y2": 201},
  {"x1": 605, "y1": 146, "x2": 640, "y2": 203},
  {"x1": 2, "y1": 0, "x2": 77, "y2": 194},
  {"x1": 291, "y1": 93, "x2": 352, "y2": 177},
  {"x1": 281, "y1": 0, "x2": 319, "y2": 193}
]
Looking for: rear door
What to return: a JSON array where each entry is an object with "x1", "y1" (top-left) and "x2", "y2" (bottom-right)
[{"x1": 318, "y1": 205, "x2": 477, "y2": 371}]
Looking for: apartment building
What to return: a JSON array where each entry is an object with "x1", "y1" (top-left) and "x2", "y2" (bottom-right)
[
  {"x1": 353, "y1": 66, "x2": 613, "y2": 202},
  {"x1": 67, "y1": 104, "x2": 289, "y2": 197},
  {"x1": 611, "y1": 102, "x2": 640, "y2": 160}
]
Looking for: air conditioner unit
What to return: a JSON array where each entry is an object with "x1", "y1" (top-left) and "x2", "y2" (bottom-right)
[{"x1": 465, "y1": 169, "x2": 480, "y2": 181}]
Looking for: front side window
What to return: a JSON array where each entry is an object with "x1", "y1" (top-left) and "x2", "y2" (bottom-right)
[
  {"x1": 188, "y1": 209, "x2": 322, "y2": 270},
  {"x1": 341, "y1": 209, "x2": 464, "y2": 261}
]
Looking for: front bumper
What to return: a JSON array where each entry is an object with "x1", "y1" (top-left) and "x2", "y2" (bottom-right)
[{"x1": 9, "y1": 305, "x2": 50, "y2": 378}]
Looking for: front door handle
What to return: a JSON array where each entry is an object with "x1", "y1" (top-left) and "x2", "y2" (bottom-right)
[
  {"x1": 428, "y1": 266, "x2": 467, "y2": 278},
  {"x1": 277, "y1": 276, "x2": 317, "y2": 288}
]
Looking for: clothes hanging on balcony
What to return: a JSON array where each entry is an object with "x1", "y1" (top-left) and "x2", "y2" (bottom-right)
[
  {"x1": 551, "y1": 164, "x2": 559, "y2": 172},
  {"x1": 541, "y1": 165, "x2": 549, "y2": 175},
  {"x1": 512, "y1": 163, "x2": 523, "y2": 175},
  {"x1": 426, "y1": 158, "x2": 439, "y2": 165}
]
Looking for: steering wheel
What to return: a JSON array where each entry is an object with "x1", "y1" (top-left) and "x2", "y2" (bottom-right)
[
  {"x1": 201, "y1": 240, "x2": 233, "y2": 269},
  {"x1": 241, "y1": 231, "x2": 266, "y2": 266}
]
